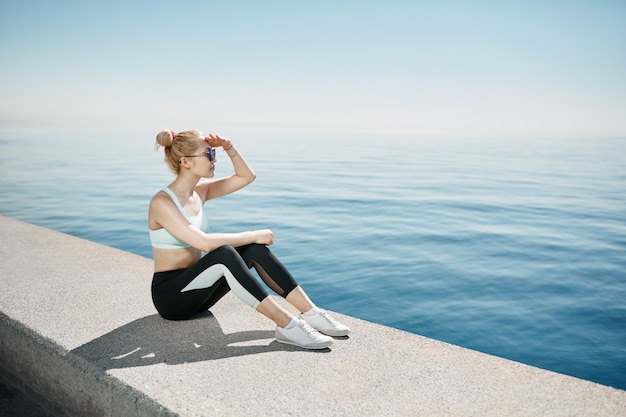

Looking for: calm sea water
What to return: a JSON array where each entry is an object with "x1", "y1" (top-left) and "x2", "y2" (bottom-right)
[{"x1": 1, "y1": 127, "x2": 625, "y2": 390}]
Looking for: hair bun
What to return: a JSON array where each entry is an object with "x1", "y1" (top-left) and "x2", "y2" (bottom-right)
[{"x1": 156, "y1": 129, "x2": 175, "y2": 149}]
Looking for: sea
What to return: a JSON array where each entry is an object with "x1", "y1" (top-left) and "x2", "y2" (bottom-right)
[{"x1": 1, "y1": 127, "x2": 624, "y2": 390}]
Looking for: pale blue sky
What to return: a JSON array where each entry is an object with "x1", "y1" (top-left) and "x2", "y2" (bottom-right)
[{"x1": 1, "y1": 1, "x2": 625, "y2": 137}]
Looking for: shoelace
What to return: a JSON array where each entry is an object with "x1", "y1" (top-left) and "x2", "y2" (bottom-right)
[
  {"x1": 319, "y1": 310, "x2": 339, "y2": 326},
  {"x1": 299, "y1": 320, "x2": 320, "y2": 337}
]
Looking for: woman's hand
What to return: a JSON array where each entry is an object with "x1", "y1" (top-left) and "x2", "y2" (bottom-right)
[
  {"x1": 253, "y1": 229, "x2": 275, "y2": 246},
  {"x1": 204, "y1": 133, "x2": 232, "y2": 149}
]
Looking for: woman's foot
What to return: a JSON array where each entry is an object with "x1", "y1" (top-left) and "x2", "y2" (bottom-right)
[
  {"x1": 300, "y1": 309, "x2": 351, "y2": 337},
  {"x1": 275, "y1": 319, "x2": 333, "y2": 349}
]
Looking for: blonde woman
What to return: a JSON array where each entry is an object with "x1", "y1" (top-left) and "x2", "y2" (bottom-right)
[{"x1": 149, "y1": 130, "x2": 350, "y2": 349}]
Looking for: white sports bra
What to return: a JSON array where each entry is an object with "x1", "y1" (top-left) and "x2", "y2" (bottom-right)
[{"x1": 149, "y1": 187, "x2": 209, "y2": 249}]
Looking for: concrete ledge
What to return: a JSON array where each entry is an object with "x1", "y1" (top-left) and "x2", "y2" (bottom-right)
[{"x1": 1, "y1": 215, "x2": 625, "y2": 417}]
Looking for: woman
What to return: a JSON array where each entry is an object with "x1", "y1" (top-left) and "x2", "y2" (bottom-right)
[{"x1": 149, "y1": 129, "x2": 350, "y2": 350}]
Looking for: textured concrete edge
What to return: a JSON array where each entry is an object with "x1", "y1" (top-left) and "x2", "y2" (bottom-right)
[
  {"x1": 0, "y1": 310, "x2": 178, "y2": 417},
  {"x1": 0, "y1": 361, "x2": 75, "y2": 417}
]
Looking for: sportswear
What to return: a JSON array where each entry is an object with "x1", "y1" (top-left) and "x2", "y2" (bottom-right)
[
  {"x1": 275, "y1": 319, "x2": 333, "y2": 349},
  {"x1": 150, "y1": 187, "x2": 209, "y2": 249},
  {"x1": 151, "y1": 244, "x2": 298, "y2": 320},
  {"x1": 301, "y1": 309, "x2": 351, "y2": 337}
]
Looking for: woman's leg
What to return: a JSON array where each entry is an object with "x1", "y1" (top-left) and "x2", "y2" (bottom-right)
[
  {"x1": 236, "y1": 243, "x2": 318, "y2": 312},
  {"x1": 285, "y1": 286, "x2": 315, "y2": 314},
  {"x1": 153, "y1": 246, "x2": 275, "y2": 319},
  {"x1": 152, "y1": 246, "x2": 333, "y2": 349},
  {"x1": 235, "y1": 244, "x2": 351, "y2": 336},
  {"x1": 256, "y1": 297, "x2": 293, "y2": 328},
  {"x1": 153, "y1": 246, "x2": 328, "y2": 333},
  {"x1": 236, "y1": 244, "x2": 299, "y2": 297},
  {"x1": 195, "y1": 277, "x2": 231, "y2": 312}
]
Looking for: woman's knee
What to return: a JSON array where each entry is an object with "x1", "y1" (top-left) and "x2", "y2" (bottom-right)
[
  {"x1": 249, "y1": 243, "x2": 270, "y2": 255},
  {"x1": 209, "y1": 245, "x2": 252, "y2": 275},
  {"x1": 211, "y1": 245, "x2": 241, "y2": 262},
  {"x1": 237, "y1": 243, "x2": 269, "y2": 262}
]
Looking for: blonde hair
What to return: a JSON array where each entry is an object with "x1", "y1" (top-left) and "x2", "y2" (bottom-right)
[{"x1": 155, "y1": 129, "x2": 202, "y2": 174}]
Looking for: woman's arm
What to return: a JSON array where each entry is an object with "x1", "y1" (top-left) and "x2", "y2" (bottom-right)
[
  {"x1": 196, "y1": 134, "x2": 256, "y2": 201},
  {"x1": 150, "y1": 192, "x2": 274, "y2": 252}
]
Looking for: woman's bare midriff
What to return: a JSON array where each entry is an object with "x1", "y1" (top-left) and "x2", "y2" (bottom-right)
[{"x1": 152, "y1": 246, "x2": 203, "y2": 272}]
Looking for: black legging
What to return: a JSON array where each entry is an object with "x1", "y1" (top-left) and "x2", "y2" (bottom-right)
[{"x1": 151, "y1": 244, "x2": 299, "y2": 320}]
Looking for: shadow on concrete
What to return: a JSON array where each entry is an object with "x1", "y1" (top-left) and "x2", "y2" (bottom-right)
[{"x1": 71, "y1": 312, "x2": 325, "y2": 370}]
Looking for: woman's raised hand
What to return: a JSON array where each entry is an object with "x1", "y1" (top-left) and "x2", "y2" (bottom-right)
[
  {"x1": 204, "y1": 134, "x2": 232, "y2": 149},
  {"x1": 254, "y1": 229, "x2": 275, "y2": 246}
]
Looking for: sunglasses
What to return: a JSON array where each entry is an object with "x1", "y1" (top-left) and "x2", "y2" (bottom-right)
[{"x1": 179, "y1": 148, "x2": 216, "y2": 164}]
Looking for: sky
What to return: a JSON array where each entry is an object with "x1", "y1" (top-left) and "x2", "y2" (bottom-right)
[{"x1": 1, "y1": 0, "x2": 625, "y2": 137}]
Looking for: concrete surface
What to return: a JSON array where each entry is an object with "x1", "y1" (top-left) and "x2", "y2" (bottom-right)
[
  {"x1": 0, "y1": 363, "x2": 66, "y2": 417},
  {"x1": 0, "y1": 215, "x2": 625, "y2": 417}
]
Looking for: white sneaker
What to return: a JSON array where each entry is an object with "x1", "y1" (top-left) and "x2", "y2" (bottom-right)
[
  {"x1": 300, "y1": 310, "x2": 351, "y2": 337},
  {"x1": 275, "y1": 319, "x2": 333, "y2": 350}
]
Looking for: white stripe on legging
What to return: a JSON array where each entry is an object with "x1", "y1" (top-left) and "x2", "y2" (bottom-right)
[{"x1": 180, "y1": 264, "x2": 260, "y2": 309}]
